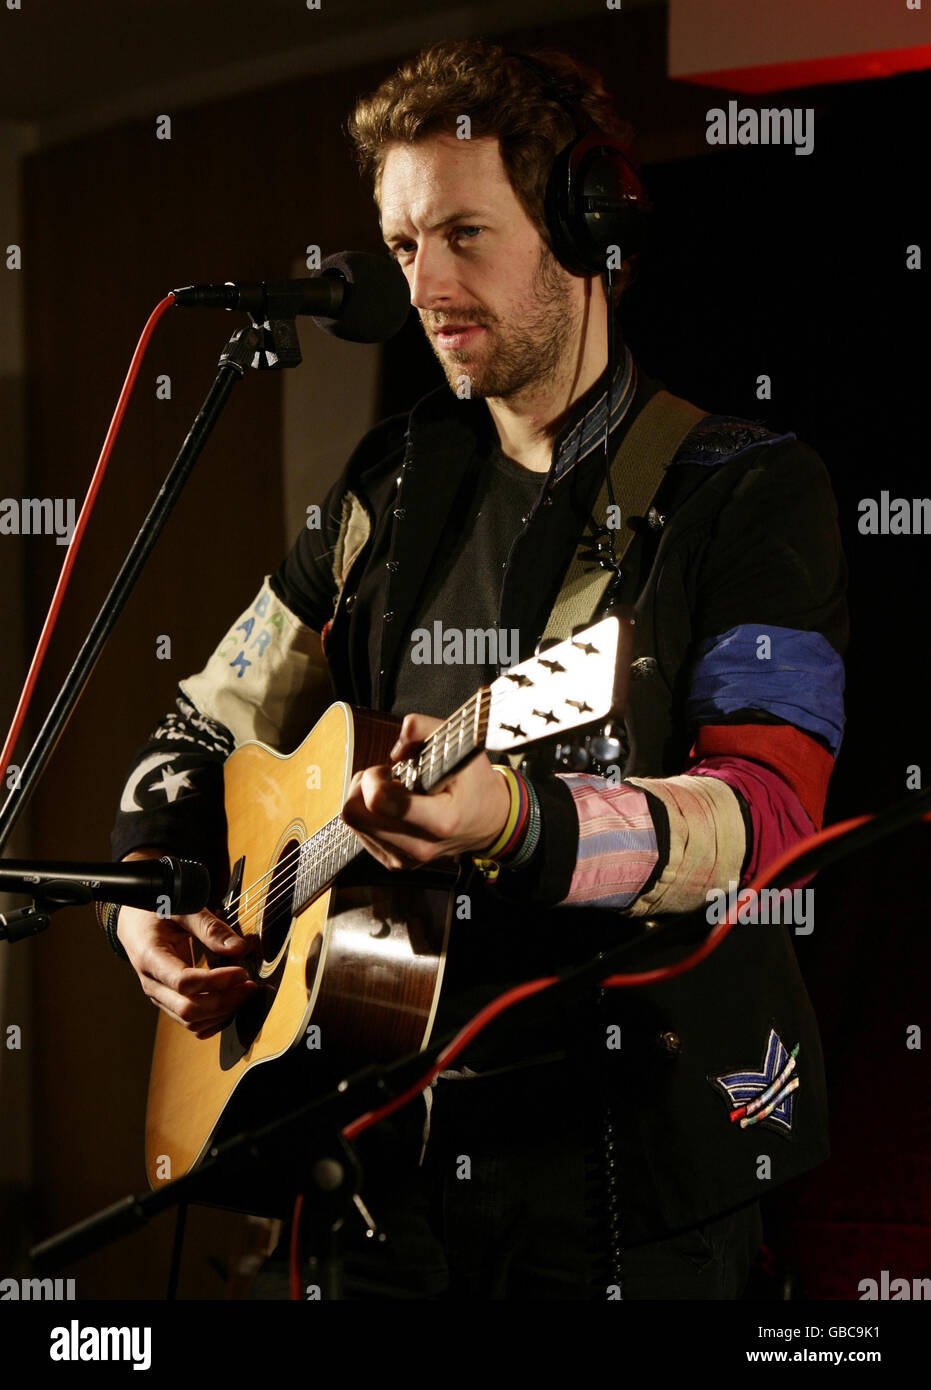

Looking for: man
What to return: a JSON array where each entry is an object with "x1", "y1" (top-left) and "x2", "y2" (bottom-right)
[{"x1": 107, "y1": 39, "x2": 847, "y2": 1299}]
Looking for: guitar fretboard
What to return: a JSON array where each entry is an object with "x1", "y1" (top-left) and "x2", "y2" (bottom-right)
[{"x1": 291, "y1": 689, "x2": 490, "y2": 916}]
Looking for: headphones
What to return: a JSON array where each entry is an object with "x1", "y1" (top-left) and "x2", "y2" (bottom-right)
[{"x1": 505, "y1": 50, "x2": 648, "y2": 278}]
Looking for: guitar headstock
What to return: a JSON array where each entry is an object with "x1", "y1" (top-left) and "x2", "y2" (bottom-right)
[{"x1": 485, "y1": 615, "x2": 629, "y2": 753}]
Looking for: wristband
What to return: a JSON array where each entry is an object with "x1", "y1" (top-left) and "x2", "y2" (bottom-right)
[
  {"x1": 504, "y1": 778, "x2": 542, "y2": 867},
  {"x1": 95, "y1": 900, "x2": 130, "y2": 962},
  {"x1": 472, "y1": 767, "x2": 540, "y2": 881}
]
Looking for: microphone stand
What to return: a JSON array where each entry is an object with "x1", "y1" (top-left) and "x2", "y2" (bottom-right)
[
  {"x1": 0, "y1": 311, "x2": 304, "y2": 1286},
  {"x1": 24, "y1": 781, "x2": 931, "y2": 1295},
  {"x1": 0, "y1": 314, "x2": 302, "y2": 858},
  {"x1": 27, "y1": 927, "x2": 669, "y2": 1295},
  {"x1": 11, "y1": 293, "x2": 931, "y2": 1295}
]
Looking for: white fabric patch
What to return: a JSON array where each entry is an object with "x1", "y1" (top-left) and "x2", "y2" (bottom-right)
[
  {"x1": 179, "y1": 577, "x2": 335, "y2": 752},
  {"x1": 624, "y1": 772, "x2": 747, "y2": 917}
]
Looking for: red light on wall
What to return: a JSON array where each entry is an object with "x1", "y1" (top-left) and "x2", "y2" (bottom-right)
[{"x1": 680, "y1": 44, "x2": 931, "y2": 93}]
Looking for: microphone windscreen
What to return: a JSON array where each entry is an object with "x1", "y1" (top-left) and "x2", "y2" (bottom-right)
[
  {"x1": 164, "y1": 857, "x2": 211, "y2": 915},
  {"x1": 312, "y1": 250, "x2": 411, "y2": 343}
]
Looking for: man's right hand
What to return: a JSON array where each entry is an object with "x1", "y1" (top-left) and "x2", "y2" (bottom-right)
[{"x1": 117, "y1": 850, "x2": 258, "y2": 1039}]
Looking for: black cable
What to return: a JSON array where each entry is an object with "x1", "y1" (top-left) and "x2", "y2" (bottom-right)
[{"x1": 166, "y1": 1199, "x2": 187, "y2": 1300}]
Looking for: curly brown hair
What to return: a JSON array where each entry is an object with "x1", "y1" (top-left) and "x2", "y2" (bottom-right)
[{"x1": 345, "y1": 38, "x2": 637, "y2": 304}]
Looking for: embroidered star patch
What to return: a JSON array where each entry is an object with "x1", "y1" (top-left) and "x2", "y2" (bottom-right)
[{"x1": 710, "y1": 1029, "x2": 800, "y2": 1134}]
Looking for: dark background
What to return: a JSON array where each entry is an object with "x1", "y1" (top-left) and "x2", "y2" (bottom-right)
[{"x1": 1, "y1": 1, "x2": 926, "y2": 1299}]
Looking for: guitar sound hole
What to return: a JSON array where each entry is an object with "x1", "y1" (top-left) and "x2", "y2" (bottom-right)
[{"x1": 260, "y1": 840, "x2": 299, "y2": 964}]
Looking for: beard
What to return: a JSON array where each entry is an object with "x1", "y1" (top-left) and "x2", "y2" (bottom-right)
[{"x1": 425, "y1": 241, "x2": 581, "y2": 401}]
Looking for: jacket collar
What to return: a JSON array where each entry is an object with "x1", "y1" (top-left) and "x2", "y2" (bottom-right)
[
  {"x1": 401, "y1": 342, "x2": 638, "y2": 484},
  {"x1": 365, "y1": 345, "x2": 639, "y2": 708}
]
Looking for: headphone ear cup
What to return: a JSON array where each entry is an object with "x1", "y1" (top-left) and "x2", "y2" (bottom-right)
[
  {"x1": 543, "y1": 141, "x2": 582, "y2": 273},
  {"x1": 544, "y1": 130, "x2": 646, "y2": 276}
]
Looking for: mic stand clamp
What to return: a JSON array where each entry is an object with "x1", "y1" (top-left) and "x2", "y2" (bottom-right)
[
  {"x1": 238, "y1": 317, "x2": 303, "y2": 371},
  {"x1": 0, "y1": 899, "x2": 54, "y2": 943},
  {"x1": 0, "y1": 876, "x2": 109, "y2": 943},
  {"x1": 299, "y1": 1133, "x2": 382, "y2": 1301}
]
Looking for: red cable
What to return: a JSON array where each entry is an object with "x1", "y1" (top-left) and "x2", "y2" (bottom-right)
[
  {"x1": 0, "y1": 287, "x2": 306, "y2": 1296},
  {"x1": 0, "y1": 293, "x2": 176, "y2": 795},
  {"x1": 342, "y1": 807, "x2": 930, "y2": 1143},
  {"x1": 289, "y1": 1193, "x2": 304, "y2": 1300},
  {"x1": 5, "y1": 295, "x2": 923, "y2": 1270}
]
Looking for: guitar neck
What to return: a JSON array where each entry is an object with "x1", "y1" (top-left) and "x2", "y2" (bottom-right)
[{"x1": 291, "y1": 688, "x2": 491, "y2": 916}]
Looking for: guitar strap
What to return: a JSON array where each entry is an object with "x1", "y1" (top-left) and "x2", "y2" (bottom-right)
[
  {"x1": 504, "y1": 388, "x2": 708, "y2": 769},
  {"x1": 541, "y1": 388, "x2": 708, "y2": 642}
]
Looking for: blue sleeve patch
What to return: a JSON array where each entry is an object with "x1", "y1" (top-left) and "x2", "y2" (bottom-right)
[
  {"x1": 688, "y1": 624, "x2": 845, "y2": 755},
  {"x1": 672, "y1": 416, "x2": 795, "y2": 468}
]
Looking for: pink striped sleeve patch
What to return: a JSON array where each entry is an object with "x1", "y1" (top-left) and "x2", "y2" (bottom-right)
[{"x1": 555, "y1": 773, "x2": 658, "y2": 908}]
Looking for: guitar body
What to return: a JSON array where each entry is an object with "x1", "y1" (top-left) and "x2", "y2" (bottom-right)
[
  {"x1": 143, "y1": 618, "x2": 626, "y2": 1203},
  {"x1": 145, "y1": 702, "x2": 454, "y2": 1191}
]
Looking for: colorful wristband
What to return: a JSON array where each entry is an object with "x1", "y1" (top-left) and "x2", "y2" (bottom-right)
[
  {"x1": 505, "y1": 779, "x2": 542, "y2": 868},
  {"x1": 95, "y1": 899, "x2": 130, "y2": 962},
  {"x1": 472, "y1": 767, "x2": 540, "y2": 881}
]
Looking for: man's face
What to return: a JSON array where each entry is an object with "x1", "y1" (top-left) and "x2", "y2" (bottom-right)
[{"x1": 379, "y1": 133, "x2": 584, "y2": 399}]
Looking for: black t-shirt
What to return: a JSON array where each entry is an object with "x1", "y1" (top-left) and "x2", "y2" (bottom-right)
[{"x1": 388, "y1": 443, "x2": 545, "y2": 720}]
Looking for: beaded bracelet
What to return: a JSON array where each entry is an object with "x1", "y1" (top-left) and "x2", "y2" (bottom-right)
[{"x1": 95, "y1": 899, "x2": 129, "y2": 962}]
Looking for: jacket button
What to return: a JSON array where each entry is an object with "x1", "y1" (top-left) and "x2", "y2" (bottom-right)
[
  {"x1": 393, "y1": 507, "x2": 406, "y2": 520},
  {"x1": 630, "y1": 657, "x2": 657, "y2": 680},
  {"x1": 383, "y1": 611, "x2": 395, "y2": 623},
  {"x1": 657, "y1": 1031, "x2": 681, "y2": 1056},
  {"x1": 647, "y1": 507, "x2": 665, "y2": 532},
  {"x1": 345, "y1": 594, "x2": 356, "y2": 613},
  {"x1": 386, "y1": 560, "x2": 399, "y2": 573}
]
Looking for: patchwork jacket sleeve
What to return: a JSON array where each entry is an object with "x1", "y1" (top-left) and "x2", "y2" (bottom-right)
[
  {"x1": 110, "y1": 575, "x2": 337, "y2": 893},
  {"x1": 490, "y1": 437, "x2": 848, "y2": 911}
]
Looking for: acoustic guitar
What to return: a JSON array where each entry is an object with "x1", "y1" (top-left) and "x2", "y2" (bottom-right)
[{"x1": 145, "y1": 616, "x2": 627, "y2": 1191}]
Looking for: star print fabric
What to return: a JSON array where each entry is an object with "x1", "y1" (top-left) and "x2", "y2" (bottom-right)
[{"x1": 109, "y1": 688, "x2": 234, "y2": 899}]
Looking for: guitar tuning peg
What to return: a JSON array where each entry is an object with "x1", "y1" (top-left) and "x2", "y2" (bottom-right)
[
  {"x1": 534, "y1": 637, "x2": 562, "y2": 656},
  {"x1": 570, "y1": 624, "x2": 592, "y2": 638}
]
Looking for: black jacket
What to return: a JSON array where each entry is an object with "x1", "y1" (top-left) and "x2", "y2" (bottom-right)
[{"x1": 112, "y1": 363, "x2": 848, "y2": 1243}]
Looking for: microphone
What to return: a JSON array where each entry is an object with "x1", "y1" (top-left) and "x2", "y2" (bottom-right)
[
  {"x1": 170, "y1": 249, "x2": 411, "y2": 343},
  {"x1": 0, "y1": 855, "x2": 210, "y2": 914}
]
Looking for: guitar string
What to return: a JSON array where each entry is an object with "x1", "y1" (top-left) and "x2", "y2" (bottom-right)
[
  {"x1": 228, "y1": 695, "x2": 483, "y2": 935},
  {"x1": 217, "y1": 694, "x2": 483, "y2": 935},
  {"x1": 191, "y1": 636, "x2": 602, "y2": 942},
  {"x1": 225, "y1": 716, "x2": 471, "y2": 938},
  {"x1": 212, "y1": 633, "x2": 600, "y2": 939},
  {"x1": 225, "y1": 695, "x2": 489, "y2": 938},
  {"x1": 220, "y1": 648, "x2": 592, "y2": 936}
]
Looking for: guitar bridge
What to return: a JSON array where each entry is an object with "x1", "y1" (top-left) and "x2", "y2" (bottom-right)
[{"x1": 222, "y1": 857, "x2": 245, "y2": 930}]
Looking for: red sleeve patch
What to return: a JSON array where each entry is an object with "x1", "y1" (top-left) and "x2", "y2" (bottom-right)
[{"x1": 689, "y1": 723, "x2": 834, "y2": 829}]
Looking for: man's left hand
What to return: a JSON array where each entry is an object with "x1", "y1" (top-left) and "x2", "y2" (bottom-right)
[{"x1": 340, "y1": 713, "x2": 512, "y2": 871}]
